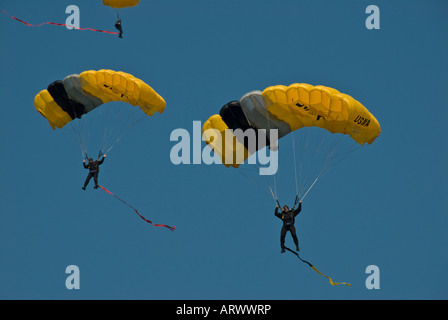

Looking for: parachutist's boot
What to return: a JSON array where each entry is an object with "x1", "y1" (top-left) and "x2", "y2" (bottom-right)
[
  {"x1": 82, "y1": 186, "x2": 86, "y2": 190},
  {"x1": 296, "y1": 245, "x2": 300, "y2": 252},
  {"x1": 94, "y1": 185, "x2": 99, "y2": 189},
  {"x1": 281, "y1": 247, "x2": 285, "y2": 253}
]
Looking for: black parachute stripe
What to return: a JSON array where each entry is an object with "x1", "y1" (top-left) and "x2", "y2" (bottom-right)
[
  {"x1": 47, "y1": 81, "x2": 86, "y2": 119},
  {"x1": 219, "y1": 101, "x2": 252, "y2": 131},
  {"x1": 219, "y1": 101, "x2": 270, "y2": 150}
]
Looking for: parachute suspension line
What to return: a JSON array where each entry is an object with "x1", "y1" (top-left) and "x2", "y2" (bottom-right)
[
  {"x1": 298, "y1": 130, "x2": 304, "y2": 198},
  {"x1": 284, "y1": 247, "x2": 351, "y2": 287},
  {"x1": 298, "y1": 129, "x2": 334, "y2": 201},
  {"x1": 327, "y1": 138, "x2": 362, "y2": 171},
  {"x1": 99, "y1": 186, "x2": 176, "y2": 231},
  {"x1": 243, "y1": 162, "x2": 283, "y2": 205},
  {"x1": 59, "y1": 112, "x2": 89, "y2": 159},
  {"x1": 295, "y1": 128, "x2": 331, "y2": 200},
  {"x1": 100, "y1": 102, "x2": 128, "y2": 154},
  {"x1": 78, "y1": 123, "x2": 89, "y2": 158},
  {"x1": 100, "y1": 105, "x2": 115, "y2": 154},
  {"x1": 268, "y1": 186, "x2": 278, "y2": 203},
  {"x1": 297, "y1": 128, "x2": 310, "y2": 198},
  {"x1": 96, "y1": 150, "x2": 104, "y2": 161},
  {"x1": 99, "y1": 103, "x2": 146, "y2": 156},
  {"x1": 79, "y1": 106, "x2": 96, "y2": 158},
  {"x1": 300, "y1": 161, "x2": 330, "y2": 202},
  {"x1": 114, "y1": 7, "x2": 121, "y2": 19},
  {"x1": 103, "y1": 109, "x2": 147, "y2": 155},
  {"x1": 291, "y1": 131, "x2": 300, "y2": 198},
  {"x1": 74, "y1": 104, "x2": 90, "y2": 158},
  {"x1": 232, "y1": 165, "x2": 274, "y2": 201},
  {"x1": 263, "y1": 101, "x2": 280, "y2": 205},
  {"x1": 299, "y1": 128, "x2": 330, "y2": 200},
  {"x1": 267, "y1": 130, "x2": 279, "y2": 202},
  {"x1": 102, "y1": 122, "x2": 134, "y2": 155},
  {"x1": 60, "y1": 127, "x2": 86, "y2": 160},
  {"x1": 69, "y1": 99, "x2": 94, "y2": 159},
  {"x1": 272, "y1": 160, "x2": 279, "y2": 203},
  {"x1": 100, "y1": 104, "x2": 112, "y2": 154},
  {"x1": 297, "y1": 129, "x2": 362, "y2": 202}
]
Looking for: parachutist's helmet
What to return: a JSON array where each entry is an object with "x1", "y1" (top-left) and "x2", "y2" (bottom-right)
[
  {"x1": 283, "y1": 205, "x2": 289, "y2": 211},
  {"x1": 88, "y1": 158, "x2": 93, "y2": 162}
]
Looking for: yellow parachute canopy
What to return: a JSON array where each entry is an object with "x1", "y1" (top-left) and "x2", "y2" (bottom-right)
[
  {"x1": 203, "y1": 83, "x2": 381, "y2": 167},
  {"x1": 262, "y1": 84, "x2": 380, "y2": 145},
  {"x1": 102, "y1": 0, "x2": 140, "y2": 9},
  {"x1": 35, "y1": 69, "x2": 166, "y2": 130}
]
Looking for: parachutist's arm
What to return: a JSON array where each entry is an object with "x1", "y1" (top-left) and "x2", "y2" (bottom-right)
[
  {"x1": 98, "y1": 156, "x2": 105, "y2": 165},
  {"x1": 83, "y1": 161, "x2": 88, "y2": 169},
  {"x1": 293, "y1": 202, "x2": 302, "y2": 217},
  {"x1": 275, "y1": 207, "x2": 282, "y2": 219}
]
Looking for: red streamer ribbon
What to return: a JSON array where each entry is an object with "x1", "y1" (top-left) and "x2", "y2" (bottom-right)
[
  {"x1": 99, "y1": 186, "x2": 176, "y2": 231},
  {"x1": 1, "y1": 10, "x2": 119, "y2": 35}
]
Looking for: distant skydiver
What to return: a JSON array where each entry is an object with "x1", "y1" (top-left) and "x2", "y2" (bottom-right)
[
  {"x1": 115, "y1": 19, "x2": 123, "y2": 38},
  {"x1": 82, "y1": 154, "x2": 106, "y2": 190},
  {"x1": 275, "y1": 201, "x2": 302, "y2": 253}
]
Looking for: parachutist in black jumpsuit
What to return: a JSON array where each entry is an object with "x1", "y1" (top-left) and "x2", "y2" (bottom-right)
[
  {"x1": 82, "y1": 155, "x2": 106, "y2": 190},
  {"x1": 115, "y1": 19, "x2": 123, "y2": 38},
  {"x1": 275, "y1": 202, "x2": 302, "y2": 253}
]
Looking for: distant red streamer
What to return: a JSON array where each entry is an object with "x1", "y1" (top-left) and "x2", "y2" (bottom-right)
[
  {"x1": 1, "y1": 10, "x2": 119, "y2": 35},
  {"x1": 99, "y1": 186, "x2": 176, "y2": 231}
]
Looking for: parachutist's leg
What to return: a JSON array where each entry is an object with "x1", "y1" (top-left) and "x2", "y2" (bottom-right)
[
  {"x1": 84, "y1": 173, "x2": 93, "y2": 188},
  {"x1": 290, "y1": 226, "x2": 300, "y2": 251},
  {"x1": 93, "y1": 172, "x2": 99, "y2": 188},
  {"x1": 280, "y1": 226, "x2": 287, "y2": 252}
]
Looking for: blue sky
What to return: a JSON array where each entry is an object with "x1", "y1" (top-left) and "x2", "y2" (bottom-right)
[{"x1": 0, "y1": 0, "x2": 447, "y2": 300}]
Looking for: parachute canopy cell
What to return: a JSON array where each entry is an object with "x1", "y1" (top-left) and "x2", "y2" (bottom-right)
[
  {"x1": 102, "y1": 0, "x2": 140, "y2": 9},
  {"x1": 35, "y1": 69, "x2": 166, "y2": 129},
  {"x1": 203, "y1": 83, "x2": 381, "y2": 167}
]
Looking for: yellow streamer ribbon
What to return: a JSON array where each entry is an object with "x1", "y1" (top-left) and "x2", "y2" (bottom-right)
[{"x1": 284, "y1": 247, "x2": 351, "y2": 287}]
